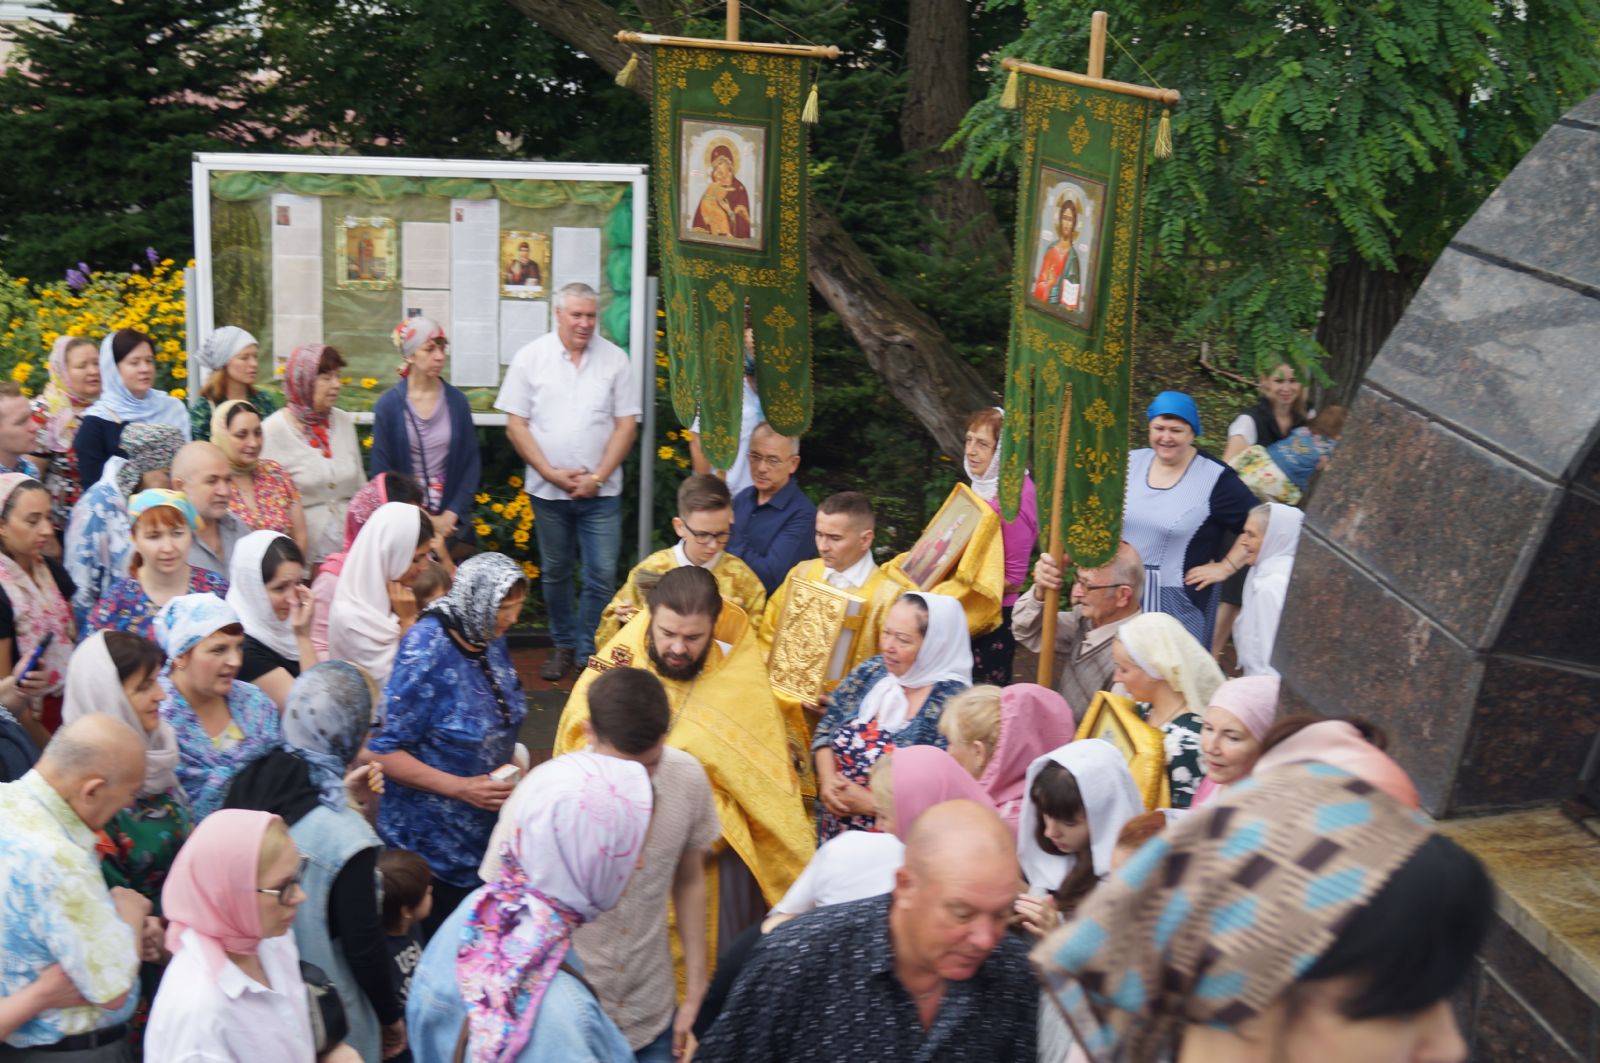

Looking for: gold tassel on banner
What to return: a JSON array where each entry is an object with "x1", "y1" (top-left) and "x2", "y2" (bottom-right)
[
  {"x1": 1154, "y1": 108, "x2": 1173, "y2": 159},
  {"x1": 615, "y1": 52, "x2": 639, "y2": 88},
  {"x1": 1000, "y1": 67, "x2": 1019, "y2": 110},
  {"x1": 801, "y1": 80, "x2": 820, "y2": 124}
]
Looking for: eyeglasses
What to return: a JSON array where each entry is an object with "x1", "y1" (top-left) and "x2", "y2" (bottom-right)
[
  {"x1": 682, "y1": 525, "x2": 732, "y2": 546},
  {"x1": 1073, "y1": 579, "x2": 1128, "y2": 592},
  {"x1": 747, "y1": 452, "x2": 790, "y2": 469},
  {"x1": 257, "y1": 856, "x2": 309, "y2": 906}
]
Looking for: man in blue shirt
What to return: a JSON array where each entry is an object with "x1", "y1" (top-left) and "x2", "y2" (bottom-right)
[{"x1": 726, "y1": 422, "x2": 817, "y2": 595}]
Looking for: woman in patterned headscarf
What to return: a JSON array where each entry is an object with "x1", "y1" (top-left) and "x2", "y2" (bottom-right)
[
  {"x1": 224, "y1": 661, "x2": 400, "y2": 1062},
  {"x1": 1034, "y1": 761, "x2": 1492, "y2": 1063},
  {"x1": 407, "y1": 751, "x2": 651, "y2": 1062},
  {"x1": 30, "y1": 335, "x2": 102, "y2": 532},
  {"x1": 260, "y1": 344, "x2": 365, "y2": 564},
  {"x1": 62, "y1": 421, "x2": 185, "y2": 630},
  {"x1": 369, "y1": 553, "x2": 528, "y2": 936}
]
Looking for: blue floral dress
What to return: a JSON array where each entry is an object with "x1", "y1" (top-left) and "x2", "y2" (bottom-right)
[
  {"x1": 85, "y1": 569, "x2": 229, "y2": 642},
  {"x1": 369, "y1": 615, "x2": 527, "y2": 888},
  {"x1": 159, "y1": 677, "x2": 281, "y2": 821},
  {"x1": 62, "y1": 476, "x2": 132, "y2": 631},
  {"x1": 811, "y1": 656, "x2": 964, "y2": 840}
]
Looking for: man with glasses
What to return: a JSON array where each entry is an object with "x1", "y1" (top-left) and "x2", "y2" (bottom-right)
[
  {"x1": 594, "y1": 474, "x2": 768, "y2": 647},
  {"x1": 1011, "y1": 541, "x2": 1145, "y2": 714},
  {"x1": 726, "y1": 422, "x2": 817, "y2": 595}
]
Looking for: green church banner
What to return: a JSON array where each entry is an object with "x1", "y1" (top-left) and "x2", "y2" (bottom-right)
[
  {"x1": 1000, "y1": 65, "x2": 1163, "y2": 568},
  {"x1": 649, "y1": 43, "x2": 815, "y2": 466}
]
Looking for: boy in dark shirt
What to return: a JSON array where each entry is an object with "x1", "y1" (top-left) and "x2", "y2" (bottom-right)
[{"x1": 378, "y1": 849, "x2": 433, "y2": 1063}]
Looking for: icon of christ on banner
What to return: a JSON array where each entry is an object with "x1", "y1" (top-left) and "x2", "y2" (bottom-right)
[{"x1": 1028, "y1": 167, "x2": 1107, "y2": 330}]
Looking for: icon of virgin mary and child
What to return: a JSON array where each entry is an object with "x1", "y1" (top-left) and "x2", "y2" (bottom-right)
[{"x1": 691, "y1": 139, "x2": 753, "y2": 241}]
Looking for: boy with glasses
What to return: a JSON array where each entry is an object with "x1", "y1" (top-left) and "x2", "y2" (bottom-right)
[{"x1": 594, "y1": 474, "x2": 767, "y2": 646}]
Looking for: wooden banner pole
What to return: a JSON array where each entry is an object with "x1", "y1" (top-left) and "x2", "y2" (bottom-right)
[
  {"x1": 727, "y1": 0, "x2": 740, "y2": 42},
  {"x1": 1036, "y1": 385, "x2": 1073, "y2": 689},
  {"x1": 1088, "y1": 10, "x2": 1108, "y2": 79}
]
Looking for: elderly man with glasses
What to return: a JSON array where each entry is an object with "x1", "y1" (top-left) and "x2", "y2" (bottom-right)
[
  {"x1": 594, "y1": 473, "x2": 769, "y2": 648},
  {"x1": 1011, "y1": 540, "x2": 1145, "y2": 715},
  {"x1": 725, "y1": 422, "x2": 818, "y2": 596}
]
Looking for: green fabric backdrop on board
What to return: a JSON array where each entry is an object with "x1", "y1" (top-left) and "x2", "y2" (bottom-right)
[
  {"x1": 207, "y1": 170, "x2": 633, "y2": 413},
  {"x1": 650, "y1": 45, "x2": 814, "y2": 466},
  {"x1": 1000, "y1": 73, "x2": 1159, "y2": 568}
]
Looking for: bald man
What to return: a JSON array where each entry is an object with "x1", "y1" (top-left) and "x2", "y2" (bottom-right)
[
  {"x1": 1012, "y1": 541, "x2": 1145, "y2": 713},
  {"x1": 695, "y1": 800, "x2": 1037, "y2": 1061},
  {"x1": 170, "y1": 441, "x2": 247, "y2": 575},
  {"x1": 725, "y1": 422, "x2": 817, "y2": 594},
  {"x1": 0, "y1": 716, "x2": 157, "y2": 1056}
]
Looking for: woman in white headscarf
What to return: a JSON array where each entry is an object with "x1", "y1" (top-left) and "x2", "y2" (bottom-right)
[
  {"x1": 189, "y1": 326, "x2": 280, "y2": 441},
  {"x1": 963, "y1": 407, "x2": 1038, "y2": 686},
  {"x1": 75, "y1": 328, "x2": 190, "y2": 490},
  {"x1": 326, "y1": 502, "x2": 434, "y2": 687},
  {"x1": 811, "y1": 591, "x2": 973, "y2": 840},
  {"x1": 1111, "y1": 611, "x2": 1226, "y2": 810},
  {"x1": 1235, "y1": 502, "x2": 1305, "y2": 677},
  {"x1": 228, "y1": 530, "x2": 320, "y2": 708},
  {"x1": 407, "y1": 751, "x2": 651, "y2": 1063}
]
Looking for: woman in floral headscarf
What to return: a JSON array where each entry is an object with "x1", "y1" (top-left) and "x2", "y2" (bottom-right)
[
  {"x1": 29, "y1": 335, "x2": 102, "y2": 532},
  {"x1": 408, "y1": 751, "x2": 651, "y2": 1062},
  {"x1": 62, "y1": 422, "x2": 186, "y2": 630},
  {"x1": 260, "y1": 344, "x2": 365, "y2": 564},
  {"x1": 369, "y1": 553, "x2": 527, "y2": 935},
  {"x1": 369, "y1": 318, "x2": 480, "y2": 553}
]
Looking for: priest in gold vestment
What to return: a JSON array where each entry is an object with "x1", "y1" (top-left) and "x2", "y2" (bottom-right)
[
  {"x1": 596, "y1": 474, "x2": 767, "y2": 647},
  {"x1": 557, "y1": 566, "x2": 814, "y2": 954}
]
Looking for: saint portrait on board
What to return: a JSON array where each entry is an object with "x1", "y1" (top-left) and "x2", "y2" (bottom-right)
[
  {"x1": 337, "y1": 216, "x2": 396, "y2": 291},
  {"x1": 499, "y1": 231, "x2": 550, "y2": 298},
  {"x1": 678, "y1": 118, "x2": 766, "y2": 252},
  {"x1": 1027, "y1": 167, "x2": 1107, "y2": 330}
]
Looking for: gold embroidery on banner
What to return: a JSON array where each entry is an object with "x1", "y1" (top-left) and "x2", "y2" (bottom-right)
[
  {"x1": 1076, "y1": 397, "x2": 1118, "y2": 486},
  {"x1": 764, "y1": 379, "x2": 805, "y2": 429},
  {"x1": 1068, "y1": 113, "x2": 1092, "y2": 155},
  {"x1": 1066, "y1": 495, "x2": 1115, "y2": 558},
  {"x1": 706, "y1": 280, "x2": 736, "y2": 314},
  {"x1": 712, "y1": 70, "x2": 741, "y2": 106},
  {"x1": 762, "y1": 303, "x2": 799, "y2": 373},
  {"x1": 708, "y1": 319, "x2": 738, "y2": 368}
]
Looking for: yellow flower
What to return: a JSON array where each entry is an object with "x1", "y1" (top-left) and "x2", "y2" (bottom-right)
[
  {"x1": 362, "y1": 436, "x2": 373, "y2": 448},
  {"x1": 170, "y1": 388, "x2": 186, "y2": 400},
  {"x1": 657, "y1": 446, "x2": 674, "y2": 460},
  {"x1": 486, "y1": 540, "x2": 500, "y2": 551},
  {"x1": 10, "y1": 362, "x2": 33, "y2": 382},
  {"x1": 474, "y1": 493, "x2": 490, "y2": 505},
  {"x1": 491, "y1": 503, "x2": 504, "y2": 515},
  {"x1": 19, "y1": 387, "x2": 32, "y2": 397},
  {"x1": 675, "y1": 457, "x2": 689, "y2": 469},
  {"x1": 507, "y1": 475, "x2": 523, "y2": 489},
  {"x1": 521, "y1": 561, "x2": 540, "y2": 580},
  {"x1": 155, "y1": 352, "x2": 172, "y2": 363},
  {"x1": 665, "y1": 430, "x2": 677, "y2": 441},
  {"x1": 475, "y1": 523, "x2": 491, "y2": 538},
  {"x1": 171, "y1": 366, "x2": 187, "y2": 380},
  {"x1": 512, "y1": 530, "x2": 529, "y2": 545},
  {"x1": 361, "y1": 378, "x2": 378, "y2": 389},
  {"x1": 275, "y1": 364, "x2": 285, "y2": 376}
]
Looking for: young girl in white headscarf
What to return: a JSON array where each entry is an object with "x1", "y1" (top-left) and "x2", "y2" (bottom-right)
[{"x1": 1234, "y1": 502, "x2": 1305, "y2": 677}]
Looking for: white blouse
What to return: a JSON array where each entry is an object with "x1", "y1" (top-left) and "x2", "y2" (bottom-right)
[
  {"x1": 145, "y1": 930, "x2": 316, "y2": 1063},
  {"x1": 261, "y1": 407, "x2": 365, "y2": 564},
  {"x1": 771, "y1": 830, "x2": 904, "y2": 915}
]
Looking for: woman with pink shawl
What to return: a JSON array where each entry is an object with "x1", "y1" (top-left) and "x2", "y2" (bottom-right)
[
  {"x1": 1191, "y1": 675, "x2": 1280, "y2": 808},
  {"x1": 406, "y1": 751, "x2": 652, "y2": 1063},
  {"x1": 938, "y1": 683, "x2": 1078, "y2": 834},
  {"x1": 145, "y1": 809, "x2": 362, "y2": 1062}
]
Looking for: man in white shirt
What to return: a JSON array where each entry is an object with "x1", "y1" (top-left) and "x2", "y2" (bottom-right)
[{"x1": 496, "y1": 282, "x2": 641, "y2": 680}]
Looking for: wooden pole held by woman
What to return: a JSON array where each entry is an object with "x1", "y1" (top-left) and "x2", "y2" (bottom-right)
[{"x1": 1036, "y1": 386, "x2": 1073, "y2": 689}]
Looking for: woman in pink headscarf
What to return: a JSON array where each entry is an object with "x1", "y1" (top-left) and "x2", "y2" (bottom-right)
[
  {"x1": 146, "y1": 809, "x2": 361, "y2": 1062},
  {"x1": 260, "y1": 344, "x2": 365, "y2": 566},
  {"x1": 1191, "y1": 675, "x2": 1280, "y2": 808},
  {"x1": 938, "y1": 683, "x2": 1077, "y2": 834}
]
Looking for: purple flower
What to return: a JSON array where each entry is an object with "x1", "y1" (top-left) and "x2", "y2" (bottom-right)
[
  {"x1": 145, "y1": 247, "x2": 159, "y2": 265},
  {"x1": 65, "y1": 268, "x2": 89, "y2": 290}
]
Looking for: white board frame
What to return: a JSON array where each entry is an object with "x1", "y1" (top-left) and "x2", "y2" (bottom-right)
[{"x1": 189, "y1": 152, "x2": 651, "y2": 425}]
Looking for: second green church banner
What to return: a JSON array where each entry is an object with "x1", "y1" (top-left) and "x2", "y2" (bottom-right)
[{"x1": 651, "y1": 44, "x2": 813, "y2": 466}]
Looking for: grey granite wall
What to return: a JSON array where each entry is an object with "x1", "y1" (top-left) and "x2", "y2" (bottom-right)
[{"x1": 1274, "y1": 92, "x2": 1600, "y2": 818}]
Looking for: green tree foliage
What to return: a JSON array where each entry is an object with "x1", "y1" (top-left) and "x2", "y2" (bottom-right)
[
  {"x1": 256, "y1": 0, "x2": 647, "y2": 164},
  {"x1": 0, "y1": 0, "x2": 275, "y2": 277},
  {"x1": 963, "y1": 0, "x2": 1600, "y2": 381}
]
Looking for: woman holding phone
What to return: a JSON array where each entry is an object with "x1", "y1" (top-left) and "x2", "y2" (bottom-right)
[{"x1": 0, "y1": 474, "x2": 76, "y2": 742}]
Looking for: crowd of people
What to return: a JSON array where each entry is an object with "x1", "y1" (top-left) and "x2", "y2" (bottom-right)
[{"x1": 0, "y1": 280, "x2": 1489, "y2": 1063}]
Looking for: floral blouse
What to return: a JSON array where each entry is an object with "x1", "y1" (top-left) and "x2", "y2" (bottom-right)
[
  {"x1": 159, "y1": 676, "x2": 282, "y2": 821},
  {"x1": 368, "y1": 616, "x2": 526, "y2": 888},
  {"x1": 97, "y1": 788, "x2": 194, "y2": 915},
  {"x1": 63, "y1": 476, "x2": 131, "y2": 632},
  {"x1": 228, "y1": 458, "x2": 300, "y2": 538},
  {"x1": 85, "y1": 569, "x2": 230, "y2": 643},
  {"x1": 1140, "y1": 705, "x2": 1205, "y2": 809},
  {"x1": 30, "y1": 399, "x2": 85, "y2": 533}
]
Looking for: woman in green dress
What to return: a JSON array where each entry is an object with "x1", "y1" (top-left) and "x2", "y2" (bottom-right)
[{"x1": 189, "y1": 326, "x2": 281, "y2": 442}]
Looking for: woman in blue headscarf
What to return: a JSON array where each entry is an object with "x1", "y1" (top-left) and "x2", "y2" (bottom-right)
[{"x1": 75, "y1": 328, "x2": 191, "y2": 491}]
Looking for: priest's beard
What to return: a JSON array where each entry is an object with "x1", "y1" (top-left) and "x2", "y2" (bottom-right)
[{"x1": 648, "y1": 633, "x2": 713, "y2": 682}]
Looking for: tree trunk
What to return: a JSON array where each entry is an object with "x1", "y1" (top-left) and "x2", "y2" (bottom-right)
[
  {"x1": 502, "y1": 0, "x2": 994, "y2": 452},
  {"x1": 899, "y1": 0, "x2": 1007, "y2": 265},
  {"x1": 1314, "y1": 254, "x2": 1427, "y2": 405}
]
